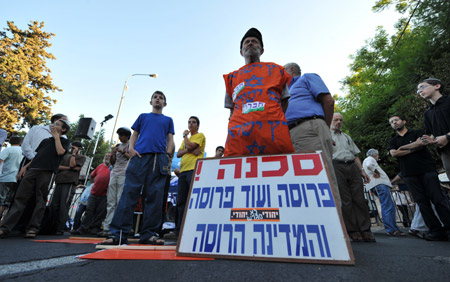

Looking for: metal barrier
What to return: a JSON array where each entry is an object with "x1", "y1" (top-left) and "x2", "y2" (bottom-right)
[{"x1": 364, "y1": 185, "x2": 416, "y2": 228}]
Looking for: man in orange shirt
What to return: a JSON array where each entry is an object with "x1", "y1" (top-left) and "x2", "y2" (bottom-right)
[{"x1": 223, "y1": 28, "x2": 294, "y2": 156}]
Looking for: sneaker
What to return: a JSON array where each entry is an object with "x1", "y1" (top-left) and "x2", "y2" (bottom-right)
[
  {"x1": 408, "y1": 229, "x2": 425, "y2": 239},
  {"x1": 424, "y1": 232, "x2": 448, "y2": 241},
  {"x1": 163, "y1": 231, "x2": 178, "y2": 239}
]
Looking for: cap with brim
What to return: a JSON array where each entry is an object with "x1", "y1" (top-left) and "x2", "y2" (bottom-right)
[
  {"x1": 240, "y1": 27, "x2": 263, "y2": 49},
  {"x1": 58, "y1": 119, "x2": 70, "y2": 127},
  {"x1": 117, "y1": 127, "x2": 131, "y2": 134}
]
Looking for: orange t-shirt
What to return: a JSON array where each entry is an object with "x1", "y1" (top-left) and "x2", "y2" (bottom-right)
[{"x1": 223, "y1": 62, "x2": 294, "y2": 156}]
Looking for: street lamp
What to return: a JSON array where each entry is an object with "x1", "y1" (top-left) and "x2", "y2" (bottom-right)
[{"x1": 110, "y1": 73, "x2": 158, "y2": 146}]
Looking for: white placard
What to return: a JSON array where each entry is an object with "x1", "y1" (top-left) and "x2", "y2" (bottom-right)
[{"x1": 176, "y1": 153, "x2": 354, "y2": 265}]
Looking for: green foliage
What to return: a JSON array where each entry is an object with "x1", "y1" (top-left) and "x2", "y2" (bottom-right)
[
  {"x1": 0, "y1": 21, "x2": 61, "y2": 133},
  {"x1": 339, "y1": 0, "x2": 450, "y2": 176}
]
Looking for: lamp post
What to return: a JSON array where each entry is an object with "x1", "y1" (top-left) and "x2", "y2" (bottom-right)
[{"x1": 110, "y1": 74, "x2": 158, "y2": 146}]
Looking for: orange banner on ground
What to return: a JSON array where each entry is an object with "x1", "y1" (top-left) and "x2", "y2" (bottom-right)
[{"x1": 79, "y1": 249, "x2": 214, "y2": 260}]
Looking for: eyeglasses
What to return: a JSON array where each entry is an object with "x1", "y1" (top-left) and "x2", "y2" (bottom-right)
[{"x1": 417, "y1": 84, "x2": 431, "y2": 93}]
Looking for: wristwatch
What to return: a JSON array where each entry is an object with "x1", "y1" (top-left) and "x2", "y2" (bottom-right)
[{"x1": 445, "y1": 133, "x2": 450, "y2": 140}]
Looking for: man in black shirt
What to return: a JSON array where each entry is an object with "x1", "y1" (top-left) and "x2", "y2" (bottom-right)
[
  {"x1": 0, "y1": 119, "x2": 70, "y2": 238},
  {"x1": 418, "y1": 78, "x2": 450, "y2": 180},
  {"x1": 388, "y1": 115, "x2": 450, "y2": 241},
  {"x1": 51, "y1": 141, "x2": 86, "y2": 235}
]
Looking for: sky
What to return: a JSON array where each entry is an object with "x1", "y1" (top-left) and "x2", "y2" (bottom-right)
[{"x1": 2, "y1": 0, "x2": 399, "y2": 156}]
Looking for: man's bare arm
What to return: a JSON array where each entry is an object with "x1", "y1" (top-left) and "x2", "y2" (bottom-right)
[
  {"x1": 128, "y1": 130, "x2": 141, "y2": 158},
  {"x1": 398, "y1": 138, "x2": 426, "y2": 151},
  {"x1": 166, "y1": 133, "x2": 174, "y2": 155},
  {"x1": 390, "y1": 149, "x2": 411, "y2": 158},
  {"x1": 355, "y1": 156, "x2": 370, "y2": 183},
  {"x1": 318, "y1": 93, "x2": 334, "y2": 127},
  {"x1": 183, "y1": 133, "x2": 199, "y2": 151},
  {"x1": 177, "y1": 148, "x2": 187, "y2": 158}
]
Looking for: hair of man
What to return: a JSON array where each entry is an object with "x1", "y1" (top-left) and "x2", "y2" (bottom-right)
[
  {"x1": 420, "y1": 78, "x2": 444, "y2": 94},
  {"x1": 366, "y1": 149, "x2": 379, "y2": 157},
  {"x1": 389, "y1": 114, "x2": 404, "y2": 121},
  {"x1": 71, "y1": 141, "x2": 83, "y2": 149},
  {"x1": 9, "y1": 136, "x2": 22, "y2": 145},
  {"x1": 284, "y1": 62, "x2": 301, "y2": 76},
  {"x1": 152, "y1": 90, "x2": 166, "y2": 103},
  {"x1": 189, "y1": 116, "x2": 200, "y2": 127}
]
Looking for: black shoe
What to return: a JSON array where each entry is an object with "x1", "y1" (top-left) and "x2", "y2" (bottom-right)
[
  {"x1": 90, "y1": 228, "x2": 101, "y2": 235},
  {"x1": 163, "y1": 231, "x2": 178, "y2": 239},
  {"x1": 71, "y1": 228, "x2": 88, "y2": 235},
  {"x1": 97, "y1": 230, "x2": 112, "y2": 237},
  {"x1": 424, "y1": 232, "x2": 448, "y2": 241}
]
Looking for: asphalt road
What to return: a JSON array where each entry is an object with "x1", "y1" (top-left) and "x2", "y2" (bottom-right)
[{"x1": 1, "y1": 227, "x2": 450, "y2": 282}]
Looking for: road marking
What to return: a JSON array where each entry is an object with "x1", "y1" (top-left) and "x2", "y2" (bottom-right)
[{"x1": 0, "y1": 255, "x2": 86, "y2": 276}]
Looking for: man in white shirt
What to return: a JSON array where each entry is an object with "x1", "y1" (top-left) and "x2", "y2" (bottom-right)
[
  {"x1": 363, "y1": 149, "x2": 404, "y2": 236},
  {"x1": 0, "y1": 136, "x2": 23, "y2": 216},
  {"x1": 21, "y1": 114, "x2": 68, "y2": 163}
]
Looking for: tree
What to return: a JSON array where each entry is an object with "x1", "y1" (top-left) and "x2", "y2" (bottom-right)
[
  {"x1": 338, "y1": 0, "x2": 450, "y2": 176},
  {"x1": 0, "y1": 21, "x2": 61, "y2": 132}
]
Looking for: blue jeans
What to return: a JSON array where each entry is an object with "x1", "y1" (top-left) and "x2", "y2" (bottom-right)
[
  {"x1": 373, "y1": 184, "x2": 399, "y2": 233},
  {"x1": 110, "y1": 153, "x2": 169, "y2": 242}
]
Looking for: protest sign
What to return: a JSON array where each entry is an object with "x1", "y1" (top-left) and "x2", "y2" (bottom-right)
[{"x1": 176, "y1": 153, "x2": 354, "y2": 265}]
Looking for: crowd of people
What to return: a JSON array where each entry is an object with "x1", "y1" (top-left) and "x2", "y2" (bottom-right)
[{"x1": 1, "y1": 28, "x2": 450, "y2": 245}]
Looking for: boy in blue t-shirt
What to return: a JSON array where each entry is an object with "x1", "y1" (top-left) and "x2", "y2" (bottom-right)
[{"x1": 103, "y1": 91, "x2": 175, "y2": 245}]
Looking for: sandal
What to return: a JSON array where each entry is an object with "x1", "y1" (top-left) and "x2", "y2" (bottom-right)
[
  {"x1": 24, "y1": 231, "x2": 36, "y2": 238},
  {"x1": 387, "y1": 230, "x2": 406, "y2": 237},
  {"x1": 100, "y1": 237, "x2": 126, "y2": 245},
  {"x1": 139, "y1": 235, "x2": 164, "y2": 245}
]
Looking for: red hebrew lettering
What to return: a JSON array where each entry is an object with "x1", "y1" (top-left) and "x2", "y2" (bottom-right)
[
  {"x1": 195, "y1": 161, "x2": 203, "y2": 181},
  {"x1": 291, "y1": 154, "x2": 323, "y2": 176},
  {"x1": 261, "y1": 156, "x2": 288, "y2": 177},
  {"x1": 246, "y1": 158, "x2": 258, "y2": 178},
  {"x1": 217, "y1": 159, "x2": 243, "y2": 179}
]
